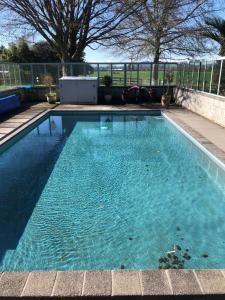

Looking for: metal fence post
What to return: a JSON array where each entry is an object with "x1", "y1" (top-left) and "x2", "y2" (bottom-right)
[
  {"x1": 137, "y1": 63, "x2": 139, "y2": 85},
  {"x1": 197, "y1": 62, "x2": 201, "y2": 90},
  {"x1": 8, "y1": 65, "x2": 12, "y2": 87},
  {"x1": 150, "y1": 64, "x2": 152, "y2": 86},
  {"x1": 209, "y1": 61, "x2": 214, "y2": 93},
  {"x1": 202, "y1": 61, "x2": 206, "y2": 92},
  {"x1": 30, "y1": 64, "x2": 34, "y2": 85},
  {"x1": 18, "y1": 65, "x2": 22, "y2": 85},
  {"x1": 217, "y1": 60, "x2": 223, "y2": 95},
  {"x1": 163, "y1": 64, "x2": 166, "y2": 86},
  {"x1": 191, "y1": 62, "x2": 194, "y2": 89},
  {"x1": 124, "y1": 63, "x2": 127, "y2": 86},
  {"x1": 97, "y1": 64, "x2": 100, "y2": 86},
  {"x1": 2, "y1": 64, "x2": 6, "y2": 87},
  {"x1": 57, "y1": 64, "x2": 60, "y2": 82}
]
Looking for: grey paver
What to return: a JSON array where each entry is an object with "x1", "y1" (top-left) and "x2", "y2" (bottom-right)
[
  {"x1": 0, "y1": 272, "x2": 29, "y2": 297},
  {"x1": 22, "y1": 272, "x2": 57, "y2": 296},
  {"x1": 195, "y1": 270, "x2": 225, "y2": 294},
  {"x1": 112, "y1": 270, "x2": 141, "y2": 296},
  {"x1": 52, "y1": 271, "x2": 84, "y2": 296},
  {"x1": 0, "y1": 127, "x2": 14, "y2": 134},
  {"x1": 168, "y1": 269, "x2": 202, "y2": 295},
  {"x1": 140, "y1": 270, "x2": 172, "y2": 295},
  {"x1": 83, "y1": 270, "x2": 112, "y2": 296},
  {"x1": 0, "y1": 122, "x2": 21, "y2": 128}
]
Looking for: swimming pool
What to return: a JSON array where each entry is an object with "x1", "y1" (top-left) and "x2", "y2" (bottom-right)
[{"x1": 0, "y1": 111, "x2": 225, "y2": 271}]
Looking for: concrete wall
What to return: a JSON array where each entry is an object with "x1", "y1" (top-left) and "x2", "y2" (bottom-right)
[{"x1": 175, "y1": 88, "x2": 225, "y2": 128}]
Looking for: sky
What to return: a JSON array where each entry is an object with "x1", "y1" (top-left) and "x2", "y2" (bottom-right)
[{"x1": 83, "y1": 47, "x2": 130, "y2": 63}]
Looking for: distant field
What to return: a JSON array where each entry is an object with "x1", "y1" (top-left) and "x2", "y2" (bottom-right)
[{"x1": 91, "y1": 70, "x2": 177, "y2": 86}]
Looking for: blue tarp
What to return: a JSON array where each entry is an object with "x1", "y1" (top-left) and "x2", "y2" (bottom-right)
[
  {"x1": 19, "y1": 85, "x2": 33, "y2": 89},
  {"x1": 0, "y1": 94, "x2": 20, "y2": 114}
]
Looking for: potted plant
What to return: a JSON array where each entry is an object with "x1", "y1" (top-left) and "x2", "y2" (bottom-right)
[
  {"x1": 42, "y1": 74, "x2": 57, "y2": 104},
  {"x1": 102, "y1": 75, "x2": 112, "y2": 103},
  {"x1": 161, "y1": 72, "x2": 174, "y2": 108}
]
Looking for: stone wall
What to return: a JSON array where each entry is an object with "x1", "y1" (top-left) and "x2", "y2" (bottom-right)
[{"x1": 175, "y1": 88, "x2": 225, "y2": 127}]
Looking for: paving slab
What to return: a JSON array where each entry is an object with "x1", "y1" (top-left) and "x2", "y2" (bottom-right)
[
  {"x1": 52, "y1": 271, "x2": 84, "y2": 296},
  {"x1": 0, "y1": 272, "x2": 29, "y2": 297},
  {"x1": 140, "y1": 270, "x2": 172, "y2": 295},
  {"x1": 0, "y1": 127, "x2": 14, "y2": 134},
  {"x1": 5, "y1": 117, "x2": 29, "y2": 123},
  {"x1": 168, "y1": 269, "x2": 202, "y2": 295},
  {"x1": 112, "y1": 270, "x2": 141, "y2": 296},
  {"x1": 167, "y1": 109, "x2": 225, "y2": 153},
  {"x1": 195, "y1": 270, "x2": 225, "y2": 294},
  {"x1": 83, "y1": 270, "x2": 112, "y2": 296},
  {"x1": 22, "y1": 272, "x2": 57, "y2": 296},
  {"x1": 0, "y1": 122, "x2": 22, "y2": 128}
]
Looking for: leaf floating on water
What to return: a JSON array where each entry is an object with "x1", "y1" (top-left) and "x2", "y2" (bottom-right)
[
  {"x1": 202, "y1": 253, "x2": 208, "y2": 258},
  {"x1": 97, "y1": 204, "x2": 104, "y2": 209},
  {"x1": 183, "y1": 253, "x2": 191, "y2": 260}
]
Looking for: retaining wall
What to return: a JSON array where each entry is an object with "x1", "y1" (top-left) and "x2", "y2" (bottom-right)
[{"x1": 175, "y1": 88, "x2": 225, "y2": 127}]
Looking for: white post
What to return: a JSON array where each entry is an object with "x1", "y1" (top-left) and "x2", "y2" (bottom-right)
[
  {"x1": 202, "y1": 61, "x2": 207, "y2": 92},
  {"x1": 217, "y1": 60, "x2": 223, "y2": 95},
  {"x1": 209, "y1": 61, "x2": 214, "y2": 93}
]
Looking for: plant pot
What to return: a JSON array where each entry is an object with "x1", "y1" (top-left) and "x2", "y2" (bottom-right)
[
  {"x1": 161, "y1": 95, "x2": 171, "y2": 108},
  {"x1": 47, "y1": 95, "x2": 57, "y2": 104},
  {"x1": 104, "y1": 94, "x2": 112, "y2": 103}
]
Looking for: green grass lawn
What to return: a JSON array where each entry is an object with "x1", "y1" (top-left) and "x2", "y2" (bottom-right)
[{"x1": 90, "y1": 70, "x2": 177, "y2": 86}]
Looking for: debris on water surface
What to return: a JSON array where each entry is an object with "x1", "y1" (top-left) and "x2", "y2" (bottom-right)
[
  {"x1": 202, "y1": 253, "x2": 208, "y2": 258},
  {"x1": 158, "y1": 241, "x2": 192, "y2": 269},
  {"x1": 120, "y1": 264, "x2": 125, "y2": 269},
  {"x1": 183, "y1": 253, "x2": 191, "y2": 260},
  {"x1": 176, "y1": 245, "x2": 181, "y2": 251},
  {"x1": 97, "y1": 204, "x2": 104, "y2": 209}
]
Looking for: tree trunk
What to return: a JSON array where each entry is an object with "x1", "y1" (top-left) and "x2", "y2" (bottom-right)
[
  {"x1": 152, "y1": 50, "x2": 160, "y2": 85},
  {"x1": 61, "y1": 56, "x2": 68, "y2": 76}
]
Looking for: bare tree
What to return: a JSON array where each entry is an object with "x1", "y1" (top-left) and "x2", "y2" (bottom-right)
[
  {"x1": 110, "y1": 0, "x2": 218, "y2": 63},
  {"x1": 0, "y1": 0, "x2": 143, "y2": 73}
]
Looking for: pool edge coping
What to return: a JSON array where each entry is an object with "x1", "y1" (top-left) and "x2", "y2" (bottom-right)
[
  {"x1": 0, "y1": 109, "x2": 51, "y2": 148},
  {"x1": 0, "y1": 108, "x2": 225, "y2": 298},
  {"x1": 1, "y1": 269, "x2": 225, "y2": 298}
]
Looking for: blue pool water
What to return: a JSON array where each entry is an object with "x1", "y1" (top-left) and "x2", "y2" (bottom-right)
[{"x1": 0, "y1": 112, "x2": 225, "y2": 271}]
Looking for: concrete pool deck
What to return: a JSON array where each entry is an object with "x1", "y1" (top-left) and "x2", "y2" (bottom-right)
[{"x1": 0, "y1": 103, "x2": 225, "y2": 299}]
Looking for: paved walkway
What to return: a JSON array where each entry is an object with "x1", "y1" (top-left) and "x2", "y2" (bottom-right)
[
  {"x1": 166, "y1": 108, "x2": 225, "y2": 153},
  {"x1": 0, "y1": 102, "x2": 57, "y2": 140}
]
